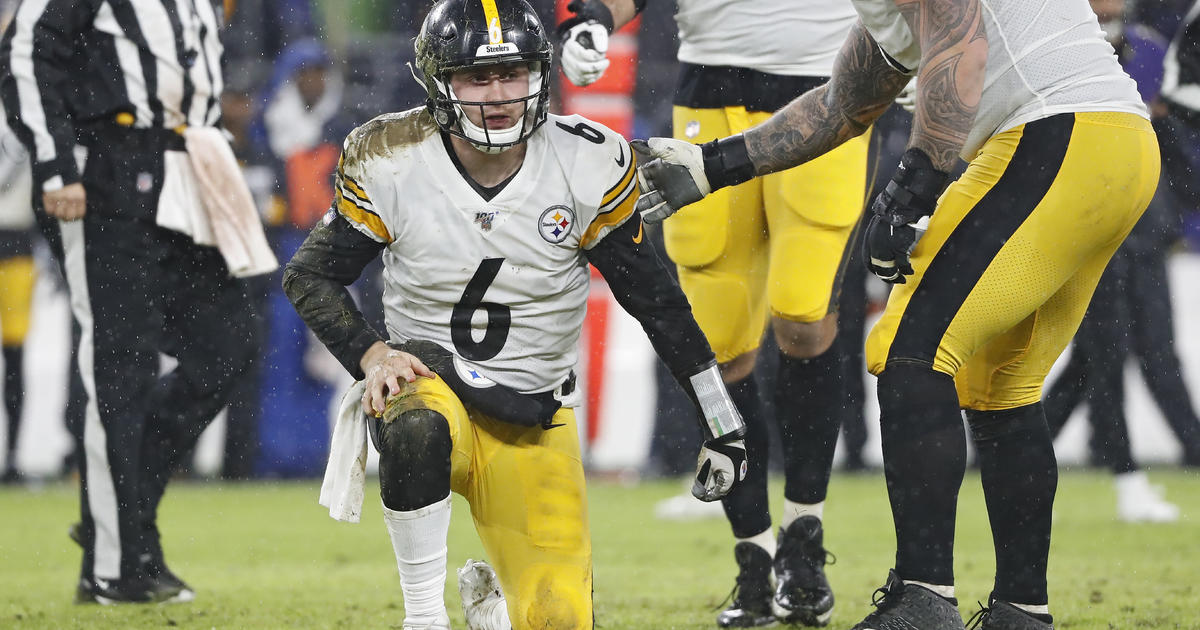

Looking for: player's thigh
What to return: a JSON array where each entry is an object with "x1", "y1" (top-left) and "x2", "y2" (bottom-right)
[
  {"x1": 866, "y1": 113, "x2": 1159, "y2": 379},
  {"x1": 762, "y1": 128, "x2": 870, "y2": 323},
  {"x1": 668, "y1": 107, "x2": 770, "y2": 362},
  {"x1": 465, "y1": 408, "x2": 591, "y2": 630},
  {"x1": 955, "y1": 245, "x2": 1117, "y2": 410},
  {"x1": 0, "y1": 255, "x2": 36, "y2": 345}
]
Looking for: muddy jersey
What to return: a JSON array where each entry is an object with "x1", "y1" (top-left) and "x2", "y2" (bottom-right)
[
  {"x1": 851, "y1": 0, "x2": 1147, "y2": 157},
  {"x1": 332, "y1": 108, "x2": 638, "y2": 401}
]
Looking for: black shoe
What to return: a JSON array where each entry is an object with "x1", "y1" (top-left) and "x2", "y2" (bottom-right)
[
  {"x1": 772, "y1": 516, "x2": 834, "y2": 626},
  {"x1": 74, "y1": 575, "x2": 156, "y2": 605},
  {"x1": 142, "y1": 556, "x2": 195, "y2": 603},
  {"x1": 966, "y1": 599, "x2": 1054, "y2": 630},
  {"x1": 716, "y1": 542, "x2": 778, "y2": 628},
  {"x1": 71, "y1": 522, "x2": 195, "y2": 603},
  {"x1": 850, "y1": 570, "x2": 964, "y2": 630}
]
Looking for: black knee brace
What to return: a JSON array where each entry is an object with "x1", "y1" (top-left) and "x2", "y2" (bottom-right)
[{"x1": 377, "y1": 408, "x2": 453, "y2": 511}]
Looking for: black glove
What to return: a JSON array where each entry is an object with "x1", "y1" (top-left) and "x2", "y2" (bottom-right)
[
  {"x1": 675, "y1": 360, "x2": 748, "y2": 501},
  {"x1": 863, "y1": 148, "x2": 950, "y2": 284}
]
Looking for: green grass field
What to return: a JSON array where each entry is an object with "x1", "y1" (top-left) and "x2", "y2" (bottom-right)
[{"x1": 1, "y1": 470, "x2": 1197, "y2": 629}]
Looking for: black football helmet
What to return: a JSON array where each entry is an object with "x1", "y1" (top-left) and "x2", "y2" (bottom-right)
[{"x1": 414, "y1": 0, "x2": 553, "y2": 153}]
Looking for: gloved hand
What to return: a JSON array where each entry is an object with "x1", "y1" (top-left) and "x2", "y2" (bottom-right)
[
  {"x1": 693, "y1": 435, "x2": 748, "y2": 501},
  {"x1": 631, "y1": 138, "x2": 711, "y2": 223},
  {"x1": 632, "y1": 133, "x2": 758, "y2": 223},
  {"x1": 680, "y1": 361, "x2": 748, "y2": 501},
  {"x1": 556, "y1": 0, "x2": 613, "y2": 87},
  {"x1": 863, "y1": 148, "x2": 949, "y2": 284}
]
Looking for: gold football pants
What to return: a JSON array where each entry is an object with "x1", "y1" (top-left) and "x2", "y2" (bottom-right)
[
  {"x1": 665, "y1": 105, "x2": 870, "y2": 362},
  {"x1": 386, "y1": 375, "x2": 592, "y2": 629},
  {"x1": 865, "y1": 112, "x2": 1160, "y2": 410}
]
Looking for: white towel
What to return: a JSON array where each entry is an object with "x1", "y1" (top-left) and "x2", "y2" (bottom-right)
[
  {"x1": 155, "y1": 127, "x2": 279, "y2": 277},
  {"x1": 319, "y1": 380, "x2": 369, "y2": 523}
]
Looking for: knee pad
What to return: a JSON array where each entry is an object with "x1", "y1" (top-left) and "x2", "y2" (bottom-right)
[
  {"x1": 378, "y1": 409, "x2": 452, "y2": 511},
  {"x1": 965, "y1": 403, "x2": 1049, "y2": 444},
  {"x1": 378, "y1": 408, "x2": 452, "y2": 465}
]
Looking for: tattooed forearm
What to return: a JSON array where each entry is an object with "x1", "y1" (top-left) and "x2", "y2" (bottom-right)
[
  {"x1": 899, "y1": 0, "x2": 987, "y2": 170},
  {"x1": 744, "y1": 22, "x2": 910, "y2": 176}
]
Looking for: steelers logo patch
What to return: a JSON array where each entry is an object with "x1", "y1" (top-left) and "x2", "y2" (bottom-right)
[{"x1": 538, "y1": 205, "x2": 575, "y2": 244}]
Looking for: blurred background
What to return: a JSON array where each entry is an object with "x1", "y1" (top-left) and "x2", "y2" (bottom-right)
[{"x1": 2, "y1": 0, "x2": 1199, "y2": 485}]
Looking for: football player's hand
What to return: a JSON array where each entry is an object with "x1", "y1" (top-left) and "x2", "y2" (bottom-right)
[
  {"x1": 692, "y1": 436, "x2": 748, "y2": 502},
  {"x1": 359, "y1": 341, "x2": 434, "y2": 417},
  {"x1": 557, "y1": 0, "x2": 613, "y2": 87},
  {"x1": 864, "y1": 148, "x2": 948, "y2": 284},
  {"x1": 632, "y1": 138, "x2": 712, "y2": 224}
]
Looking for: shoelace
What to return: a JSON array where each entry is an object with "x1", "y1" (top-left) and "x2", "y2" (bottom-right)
[
  {"x1": 965, "y1": 602, "x2": 991, "y2": 629},
  {"x1": 870, "y1": 582, "x2": 896, "y2": 609}
]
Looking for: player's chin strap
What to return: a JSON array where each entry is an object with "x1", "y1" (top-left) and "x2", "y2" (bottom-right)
[{"x1": 678, "y1": 361, "x2": 749, "y2": 502}]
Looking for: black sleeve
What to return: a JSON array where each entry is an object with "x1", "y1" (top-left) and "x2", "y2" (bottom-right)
[
  {"x1": 282, "y1": 213, "x2": 388, "y2": 380},
  {"x1": 584, "y1": 214, "x2": 716, "y2": 385},
  {"x1": 0, "y1": 0, "x2": 96, "y2": 190}
]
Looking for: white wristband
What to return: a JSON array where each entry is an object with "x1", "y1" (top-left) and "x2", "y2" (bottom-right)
[{"x1": 689, "y1": 365, "x2": 743, "y2": 439}]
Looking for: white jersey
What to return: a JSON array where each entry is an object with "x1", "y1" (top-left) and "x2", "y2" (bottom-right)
[
  {"x1": 851, "y1": 0, "x2": 1147, "y2": 158},
  {"x1": 675, "y1": 0, "x2": 858, "y2": 76},
  {"x1": 333, "y1": 109, "x2": 639, "y2": 403}
]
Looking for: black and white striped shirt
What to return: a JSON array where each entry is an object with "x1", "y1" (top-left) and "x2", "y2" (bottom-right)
[{"x1": 0, "y1": 0, "x2": 225, "y2": 192}]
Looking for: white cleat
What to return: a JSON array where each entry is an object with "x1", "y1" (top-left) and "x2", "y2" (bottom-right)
[
  {"x1": 653, "y1": 491, "x2": 726, "y2": 521},
  {"x1": 1116, "y1": 471, "x2": 1180, "y2": 523},
  {"x1": 457, "y1": 559, "x2": 510, "y2": 630}
]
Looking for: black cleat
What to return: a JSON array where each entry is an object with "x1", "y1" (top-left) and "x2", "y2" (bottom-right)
[
  {"x1": 966, "y1": 599, "x2": 1054, "y2": 630},
  {"x1": 142, "y1": 556, "x2": 195, "y2": 603},
  {"x1": 850, "y1": 570, "x2": 964, "y2": 630},
  {"x1": 70, "y1": 522, "x2": 195, "y2": 603},
  {"x1": 74, "y1": 575, "x2": 156, "y2": 605},
  {"x1": 772, "y1": 516, "x2": 834, "y2": 626},
  {"x1": 717, "y1": 542, "x2": 778, "y2": 628}
]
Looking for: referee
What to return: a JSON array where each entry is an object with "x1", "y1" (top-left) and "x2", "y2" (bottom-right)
[{"x1": 0, "y1": 0, "x2": 255, "y2": 604}]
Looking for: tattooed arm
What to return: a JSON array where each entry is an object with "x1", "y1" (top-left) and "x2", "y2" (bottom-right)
[
  {"x1": 743, "y1": 21, "x2": 912, "y2": 176},
  {"x1": 897, "y1": 0, "x2": 987, "y2": 170}
]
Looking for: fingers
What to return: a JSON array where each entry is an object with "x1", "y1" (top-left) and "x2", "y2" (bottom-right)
[{"x1": 410, "y1": 357, "x2": 434, "y2": 379}]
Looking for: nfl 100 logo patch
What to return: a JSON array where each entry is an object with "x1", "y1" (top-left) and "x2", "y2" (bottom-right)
[{"x1": 538, "y1": 205, "x2": 574, "y2": 244}]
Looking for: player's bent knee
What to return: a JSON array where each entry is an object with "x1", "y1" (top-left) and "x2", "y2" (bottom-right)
[
  {"x1": 378, "y1": 408, "x2": 452, "y2": 511},
  {"x1": 516, "y1": 581, "x2": 591, "y2": 630},
  {"x1": 772, "y1": 314, "x2": 837, "y2": 359},
  {"x1": 719, "y1": 350, "x2": 759, "y2": 383},
  {"x1": 965, "y1": 403, "x2": 1050, "y2": 444}
]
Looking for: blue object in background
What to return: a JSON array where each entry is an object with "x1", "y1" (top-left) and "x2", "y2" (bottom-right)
[{"x1": 255, "y1": 228, "x2": 335, "y2": 477}]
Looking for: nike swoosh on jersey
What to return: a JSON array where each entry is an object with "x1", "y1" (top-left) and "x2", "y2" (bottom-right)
[
  {"x1": 632, "y1": 220, "x2": 643, "y2": 244},
  {"x1": 543, "y1": 423, "x2": 566, "y2": 429},
  {"x1": 615, "y1": 144, "x2": 626, "y2": 167}
]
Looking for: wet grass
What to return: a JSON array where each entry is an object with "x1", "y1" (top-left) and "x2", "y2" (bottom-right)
[{"x1": 1, "y1": 469, "x2": 1197, "y2": 628}]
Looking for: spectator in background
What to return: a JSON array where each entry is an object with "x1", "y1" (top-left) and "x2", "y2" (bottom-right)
[
  {"x1": 0, "y1": 102, "x2": 32, "y2": 485},
  {"x1": 222, "y1": 0, "x2": 318, "y2": 84},
  {"x1": 1041, "y1": 0, "x2": 1200, "y2": 524}
]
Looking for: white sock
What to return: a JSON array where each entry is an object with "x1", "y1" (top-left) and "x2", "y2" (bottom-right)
[
  {"x1": 904, "y1": 579, "x2": 955, "y2": 599},
  {"x1": 1011, "y1": 602, "x2": 1050, "y2": 616},
  {"x1": 383, "y1": 496, "x2": 452, "y2": 626},
  {"x1": 782, "y1": 500, "x2": 824, "y2": 528},
  {"x1": 738, "y1": 528, "x2": 776, "y2": 557}
]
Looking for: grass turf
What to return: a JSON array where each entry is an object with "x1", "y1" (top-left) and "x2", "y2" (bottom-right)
[{"x1": 1, "y1": 469, "x2": 1197, "y2": 629}]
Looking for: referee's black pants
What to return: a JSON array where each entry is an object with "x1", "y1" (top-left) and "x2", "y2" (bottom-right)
[{"x1": 48, "y1": 129, "x2": 253, "y2": 582}]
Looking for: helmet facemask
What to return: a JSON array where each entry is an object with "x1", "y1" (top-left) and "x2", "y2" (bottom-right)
[{"x1": 430, "y1": 60, "x2": 548, "y2": 154}]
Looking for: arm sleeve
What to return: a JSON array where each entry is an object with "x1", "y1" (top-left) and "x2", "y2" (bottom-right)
[
  {"x1": 585, "y1": 214, "x2": 717, "y2": 387},
  {"x1": 282, "y1": 212, "x2": 388, "y2": 380},
  {"x1": 0, "y1": 0, "x2": 95, "y2": 191}
]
